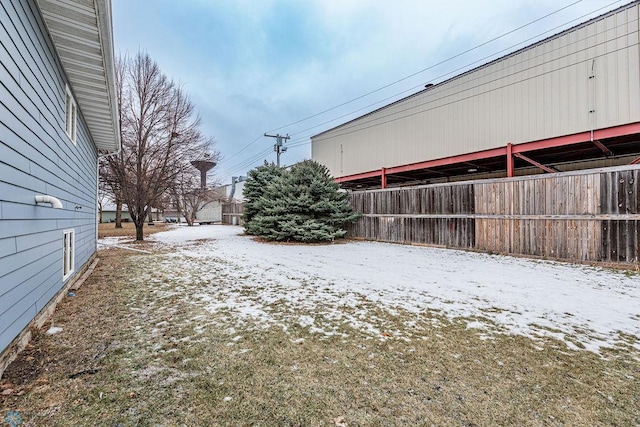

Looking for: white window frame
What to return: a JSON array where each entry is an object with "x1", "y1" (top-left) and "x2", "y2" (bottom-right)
[
  {"x1": 65, "y1": 85, "x2": 77, "y2": 144},
  {"x1": 63, "y1": 229, "x2": 75, "y2": 280}
]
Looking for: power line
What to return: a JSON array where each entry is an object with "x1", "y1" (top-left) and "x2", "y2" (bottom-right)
[
  {"x1": 217, "y1": 145, "x2": 274, "y2": 178},
  {"x1": 282, "y1": 12, "x2": 632, "y2": 148},
  {"x1": 283, "y1": 0, "x2": 621, "y2": 143},
  {"x1": 218, "y1": 0, "x2": 624, "y2": 177},
  {"x1": 218, "y1": 0, "x2": 590, "y2": 173},
  {"x1": 310, "y1": 40, "x2": 640, "y2": 142},
  {"x1": 218, "y1": 152, "x2": 271, "y2": 178},
  {"x1": 220, "y1": 134, "x2": 263, "y2": 163},
  {"x1": 217, "y1": 147, "x2": 274, "y2": 178},
  {"x1": 314, "y1": 29, "x2": 637, "y2": 138},
  {"x1": 266, "y1": 0, "x2": 585, "y2": 133}
]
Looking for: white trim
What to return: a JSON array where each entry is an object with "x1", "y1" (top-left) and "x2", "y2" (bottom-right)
[
  {"x1": 36, "y1": 0, "x2": 121, "y2": 152},
  {"x1": 94, "y1": 0, "x2": 121, "y2": 152},
  {"x1": 64, "y1": 85, "x2": 77, "y2": 144},
  {"x1": 62, "y1": 229, "x2": 75, "y2": 280}
]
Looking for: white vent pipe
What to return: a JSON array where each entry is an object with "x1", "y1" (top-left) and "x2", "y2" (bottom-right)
[{"x1": 35, "y1": 195, "x2": 63, "y2": 209}]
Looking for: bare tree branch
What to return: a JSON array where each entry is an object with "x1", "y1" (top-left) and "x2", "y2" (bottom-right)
[{"x1": 100, "y1": 52, "x2": 219, "y2": 240}]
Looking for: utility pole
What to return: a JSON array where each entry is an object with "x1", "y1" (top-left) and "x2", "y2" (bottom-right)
[{"x1": 264, "y1": 133, "x2": 290, "y2": 167}]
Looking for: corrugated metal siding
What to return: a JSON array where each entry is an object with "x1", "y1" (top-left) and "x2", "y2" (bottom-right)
[
  {"x1": 313, "y1": 5, "x2": 640, "y2": 178},
  {"x1": 0, "y1": 0, "x2": 98, "y2": 353}
]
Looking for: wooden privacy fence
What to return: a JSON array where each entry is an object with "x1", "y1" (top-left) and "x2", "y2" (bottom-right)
[
  {"x1": 222, "y1": 202, "x2": 244, "y2": 225},
  {"x1": 347, "y1": 165, "x2": 640, "y2": 264}
]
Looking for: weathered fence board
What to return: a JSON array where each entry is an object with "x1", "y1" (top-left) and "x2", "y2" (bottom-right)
[
  {"x1": 222, "y1": 202, "x2": 244, "y2": 225},
  {"x1": 474, "y1": 172, "x2": 604, "y2": 260},
  {"x1": 347, "y1": 165, "x2": 640, "y2": 264},
  {"x1": 599, "y1": 169, "x2": 640, "y2": 263},
  {"x1": 350, "y1": 184, "x2": 474, "y2": 215},
  {"x1": 348, "y1": 183, "x2": 475, "y2": 247},
  {"x1": 349, "y1": 216, "x2": 475, "y2": 247}
]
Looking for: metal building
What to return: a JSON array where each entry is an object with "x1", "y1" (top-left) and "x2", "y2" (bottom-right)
[{"x1": 311, "y1": 2, "x2": 640, "y2": 189}]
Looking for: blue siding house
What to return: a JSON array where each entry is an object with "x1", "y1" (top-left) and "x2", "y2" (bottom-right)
[{"x1": 0, "y1": 0, "x2": 120, "y2": 375}]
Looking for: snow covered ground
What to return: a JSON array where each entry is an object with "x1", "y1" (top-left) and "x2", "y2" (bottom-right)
[{"x1": 113, "y1": 225, "x2": 639, "y2": 354}]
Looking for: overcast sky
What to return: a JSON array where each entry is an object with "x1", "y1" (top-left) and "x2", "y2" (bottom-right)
[{"x1": 112, "y1": 0, "x2": 626, "y2": 184}]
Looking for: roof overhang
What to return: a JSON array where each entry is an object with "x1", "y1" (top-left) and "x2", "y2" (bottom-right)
[{"x1": 36, "y1": 0, "x2": 120, "y2": 153}]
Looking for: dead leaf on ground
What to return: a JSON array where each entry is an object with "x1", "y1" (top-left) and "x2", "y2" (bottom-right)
[{"x1": 332, "y1": 416, "x2": 347, "y2": 426}]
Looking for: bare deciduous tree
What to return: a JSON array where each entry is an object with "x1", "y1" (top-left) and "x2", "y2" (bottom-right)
[
  {"x1": 98, "y1": 159, "x2": 125, "y2": 227},
  {"x1": 101, "y1": 52, "x2": 214, "y2": 240},
  {"x1": 171, "y1": 164, "x2": 221, "y2": 226},
  {"x1": 97, "y1": 172, "x2": 109, "y2": 224}
]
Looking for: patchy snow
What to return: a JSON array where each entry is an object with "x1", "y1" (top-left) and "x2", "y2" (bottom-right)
[
  {"x1": 143, "y1": 225, "x2": 640, "y2": 354},
  {"x1": 46, "y1": 326, "x2": 63, "y2": 335},
  {"x1": 97, "y1": 236, "x2": 131, "y2": 246}
]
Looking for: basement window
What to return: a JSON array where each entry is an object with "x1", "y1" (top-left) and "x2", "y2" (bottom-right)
[
  {"x1": 63, "y1": 229, "x2": 75, "y2": 280},
  {"x1": 65, "y1": 85, "x2": 77, "y2": 143}
]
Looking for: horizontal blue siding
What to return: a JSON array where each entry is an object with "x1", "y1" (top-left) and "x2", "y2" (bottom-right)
[
  {"x1": 0, "y1": 306, "x2": 37, "y2": 352},
  {"x1": 0, "y1": 237, "x2": 17, "y2": 258},
  {"x1": 0, "y1": 239, "x2": 59, "y2": 278},
  {"x1": 0, "y1": 254, "x2": 59, "y2": 318},
  {"x1": 2, "y1": 202, "x2": 92, "y2": 221},
  {"x1": 0, "y1": 83, "x2": 96, "y2": 202},
  {"x1": 15, "y1": 229, "x2": 60, "y2": 251},
  {"x1": 0, "y1": 0, "x2": 99, "y2": 354},
  {"x1": 0, "y1": 218, "x2": 59, "y2": 240}
]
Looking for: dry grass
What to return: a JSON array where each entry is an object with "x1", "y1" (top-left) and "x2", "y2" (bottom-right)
[
  {"x1": 1, "y1": 244, "x2": 639, "y2": 426},
  {"x1": 97, "y1": 222, "x2": 171, "y2": 239}
]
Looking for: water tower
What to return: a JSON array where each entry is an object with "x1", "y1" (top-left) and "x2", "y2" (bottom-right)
[{"x1": 191, "y1": 154, "x2": 216, "y2": 189}]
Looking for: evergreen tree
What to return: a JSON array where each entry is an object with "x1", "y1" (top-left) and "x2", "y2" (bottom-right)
[
  {"x1": 242, "y1": 161, "x2": 284, "y2": 235},
  {"x1": 245, "y1": 160, "x2": 360, "y2": 242}
]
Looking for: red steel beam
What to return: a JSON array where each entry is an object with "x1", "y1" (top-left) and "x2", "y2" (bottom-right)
[
  {"x1": 386, "y1": 146, "x2": 507, "y2": 175},
  {"x1": 511, "y1": 122, "x2": 640, "y2": 153},
  {"x1": 335, "y1": 169, "x2": 381, "y2": 183},
  {"x1": 381, "y1": 167, "x2": 387, "y2": 189},
  {"x1": 513, "y1": 153, "x2": 559, "y2": 173},
  {"x1": 630, "y1": 156, "x2": 640, "y2": 165},
  {"x1": 334, "y1": 147, "x2": 507, "y2": 183},
  {"x1": 334, "y1": 122, "x2": 640, "y2": 184},
  {"x1": 334, "y1": 146, "x2": 507, "y2": 183},
  {"x1": 591, "y1": 139, "x2": 613, "y2": 157},
  {"x1": 506, "y1": 142, "x2": 514, "y2": 177}
]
